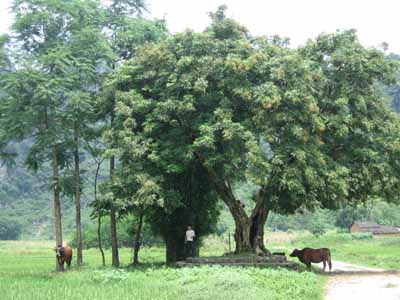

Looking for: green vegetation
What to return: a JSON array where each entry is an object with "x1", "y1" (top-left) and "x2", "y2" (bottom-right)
[
  {"x1": 0, "y1": 241, "x2": 324, "y2": 300},
  {"x1": 1, "y1": 0, "x2": 400, "y2": 272},
  {"x1": 286, "y1": 232, "x2": 400, "y2": 270}
]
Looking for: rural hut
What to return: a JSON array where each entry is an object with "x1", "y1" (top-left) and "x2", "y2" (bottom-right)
[{"x1": 349, "y1": 221, "x2": 400, "y2": 237}]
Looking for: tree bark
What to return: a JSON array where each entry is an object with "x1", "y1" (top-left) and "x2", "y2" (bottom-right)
[
  {"x1": 110, "y1": 206, "x2": 119, "y2": 267},
  {"x1": 165, "y1": 236, "x2": 186, "y2": 264},
  {"x1": 228, "y1": 193, "x2": 270, "y2": 255},
  {"x1": 74, "y1": 123, "x2": 83, "y2": 266},
  {"x1": 94, "y1": 159, "x2": 106, "y2": 266},
  {"x1": 109, "y1": 154, "x2": 119, "y2": 267},
  {"x1": 110, "y1": 99, "x2": 119, "y2": 268},
  {"x1": 97, "y1": 216, "x2": 106, "y2": 266},
  {"x1": 52, "y1": 145, "x2": 64, "y2": 272},
  {"x1": 250, "y1": 197, "x2": 270, "y2": 255},
  {"x1": 194, "y1": 151, "x2": 270, "y2": 254},
  {"x1": 133, "y1": 211, "x2": 144, "y2": 265}
]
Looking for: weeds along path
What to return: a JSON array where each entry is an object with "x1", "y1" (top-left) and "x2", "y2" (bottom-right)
[{"x1": 320, "y1": 261, "x2": 400, "y2": 300}]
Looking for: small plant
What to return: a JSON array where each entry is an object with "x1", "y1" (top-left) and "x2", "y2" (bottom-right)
[
  {"x1": 92, "y1": 269, "x2": 129, "y2": 283},
  {"x1": 351, "y1": 233, "x2": 373, "y2": 240}
]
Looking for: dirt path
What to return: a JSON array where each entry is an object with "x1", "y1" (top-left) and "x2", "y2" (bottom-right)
[
  {"x1": 325, "y1": 274, "x2": 400, "y2": 300},
  {"x1": 317, "y1": 261, "x2": 400, "y2": 300}
]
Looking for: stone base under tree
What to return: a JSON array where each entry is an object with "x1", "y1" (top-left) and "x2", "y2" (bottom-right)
[{"x1": 176, "y1": 253, "x2": 297, "y2": 269}]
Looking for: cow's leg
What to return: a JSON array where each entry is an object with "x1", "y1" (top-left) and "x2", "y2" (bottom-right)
[
  {"x1": 323, "y1": 260, "x2": 326, "y2": 271},
  {"x1": 306, "y1": 262, "x2": 311, "y2": 271},
  {"x1": 67, "y1": 257, "x2": 72, "y2": 268},
  {"x1": 328, "y1": 259, "x2": 332, "y2": 272}
]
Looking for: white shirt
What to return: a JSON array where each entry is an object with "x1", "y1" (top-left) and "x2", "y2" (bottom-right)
[{"x1": 186, "y1": 229, "x2": 195, "y2": 242}]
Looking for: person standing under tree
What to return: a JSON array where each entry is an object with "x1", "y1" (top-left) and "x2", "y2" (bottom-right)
[{"x1": 185, "y1": 225, "x2": 196, "y2": 257}]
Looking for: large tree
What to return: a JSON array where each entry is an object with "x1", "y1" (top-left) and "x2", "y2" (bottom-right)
[{"x1": 109, "y1": 7, "x2": 400, "y2": 254}]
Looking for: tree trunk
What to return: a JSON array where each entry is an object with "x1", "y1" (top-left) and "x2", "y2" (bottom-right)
[
  {"x1": 133, "y1": 211, "x2": 144, "y2": 265},
  {"x1": 74, "y1": 123, "x2": 83, "y2": 266},
  {"x1": 165, "y1": 236, "x2": 186, "y2": 264},
  {"x1": 228, "y1": 197, "x2": 270, "y2": 255},
  {"x1": 250, "y1": 199, "x2": 270, "y2": 256},
  {"x1": 97, "y1": 216, "x2": 106, "y2": 266},
  {"x1": 52, "y1": 145, "x2": 64, "y2": 272},
  {"x1": 109, "y1": 155, "x2": 119, "y2": 267},
  {"x1": 230, "y1": 203, "x2": 252, "y2": 253},
  {"x1": 110, "y1": 206, "x2": 119, "y2": 267},
  {"x1": 109, "y1": 100, "x2": 119, "y2": 268},
  {"x1": 195, "y1": 152, "x2": 270, "y2": 254},
  {"x1": 94, "y1": 160, "x2": 105, "y2": 266}
]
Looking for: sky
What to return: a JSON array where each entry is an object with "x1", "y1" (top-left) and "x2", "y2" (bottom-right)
[{"x1": 1, "y1": 0, "x2": 400, "y2": 53}]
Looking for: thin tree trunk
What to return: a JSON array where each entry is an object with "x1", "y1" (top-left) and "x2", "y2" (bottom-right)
[
  {"x1": 109, "y1": 99, "x2": 119, "y2": 267},
  {"x1": 53, "y1": 145, "x2": 64, "y2": 272},
  {"x1": 97, "y1": 215, "x2": 105, "y2": 266},
  {"x1": 133, "y1": 211, "x2": 144, "y2": 265},
  {"x1": 109, "y1": 155, "x2": 119, "y2": 267},
  {"x1": 94, "y1": 159, "x2": 105, "y2": 266},
  {"x1": 74, "y1": 123, "x2": 83, "y2": 266},
  {"x1": 110, "y1": 206, "x2": 119, "y2": 267}
]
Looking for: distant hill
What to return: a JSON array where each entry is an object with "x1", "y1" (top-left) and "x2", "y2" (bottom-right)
[{"x1": 0, "y1": 141, "x2": 102, "y2": 239}]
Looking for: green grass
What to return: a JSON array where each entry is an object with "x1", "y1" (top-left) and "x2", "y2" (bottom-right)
[
  {"x1": 0, "y1": 240, "x2": 324, "y2": 300},
  {"x1": 285, "y1": 232, "x2": 400, "y2": 270}
]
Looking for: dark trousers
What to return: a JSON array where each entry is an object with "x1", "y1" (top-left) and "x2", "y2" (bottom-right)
[{"x1": 185, "y1": 241, "x2": 195, "y2": 257}]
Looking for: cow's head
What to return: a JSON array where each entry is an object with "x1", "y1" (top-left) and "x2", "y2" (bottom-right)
[
  {"x1": 54, "y1": 245, "x2": 64, "y2": 257},
  {"x1": 289, "y1": 249, "x2": 299, "y2": 257},
  {"x1": 54, "y1": 245, "x2": 65, "y2": 266}
]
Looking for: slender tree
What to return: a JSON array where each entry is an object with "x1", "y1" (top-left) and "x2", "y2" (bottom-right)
[
  {"x1": 62, "y1": 3, "x2": 112, "y2": 266},
  {"x1": 98, "y1": 0, "x2": 167, "y2": 267},
  {"x1": 1, "y1": 0, "x2": 80, "y2": 271}
]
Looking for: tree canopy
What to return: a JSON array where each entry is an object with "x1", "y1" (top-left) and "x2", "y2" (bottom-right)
[{"x1": 108, "y1": 7, "x2": 400, "y2": 254}]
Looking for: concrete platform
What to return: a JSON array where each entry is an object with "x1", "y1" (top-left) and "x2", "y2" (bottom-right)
[{"x1": 175, "y1": 254, "x2": 297, "y2": 269}]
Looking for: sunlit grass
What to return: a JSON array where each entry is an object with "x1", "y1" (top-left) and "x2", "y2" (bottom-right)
[{"x1": 0, "y1": 240, "x2": 324, "y2": 300}]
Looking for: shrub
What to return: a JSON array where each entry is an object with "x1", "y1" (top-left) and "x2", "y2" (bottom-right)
[
  {"x1": 307, "y1": 218, "x2": 327, "y2": 237},
  {"x1": 351, "y1": 233, "x2": 373, "y2": 240}
]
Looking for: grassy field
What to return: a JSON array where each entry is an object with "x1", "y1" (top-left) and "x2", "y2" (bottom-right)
[
  {"x1": 286, "y1": 232, "x2": 400, "y2": 270},
  {"x1": 206, "y1": 231, "x2": 400, "y2": 270},
  {"x1": 0, "y1": 240, "x2": 324, "y2": 300}
]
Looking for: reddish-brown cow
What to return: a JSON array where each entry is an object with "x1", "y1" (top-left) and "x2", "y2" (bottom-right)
[
  {"x1": 55, "y1": 245, "x2": 73, "y2": 269},
  {"x1": 290, "y1": 247, "x2": 332, "y2": 272}
]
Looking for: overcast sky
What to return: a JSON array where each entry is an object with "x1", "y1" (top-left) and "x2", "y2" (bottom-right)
[{"x1": 1, "y1": 0, "x2": 400, "y2": 53}]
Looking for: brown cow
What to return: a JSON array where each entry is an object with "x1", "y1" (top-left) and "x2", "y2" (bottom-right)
[
  {"x1": 55, "y1": 245, "x2": 73, "y2": 269},
  {"x1": 290, "y1": 248, "x2": 332, "y2": 272}
]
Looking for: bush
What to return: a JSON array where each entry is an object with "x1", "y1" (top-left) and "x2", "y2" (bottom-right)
[
  {"x1": 307, "y1": 218, "x2": 327, "y2": 237},
  {"x1": 351, "y1": 233, "x2": 373, "y2": 240}
]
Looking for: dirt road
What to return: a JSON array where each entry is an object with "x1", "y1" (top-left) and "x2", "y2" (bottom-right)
[
  {"x1": 318, "y1": 261, "x2": 400, "y2": 300},
  {"x1": 325, "y1": 274, "x2": 400, "y2": 300}
]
